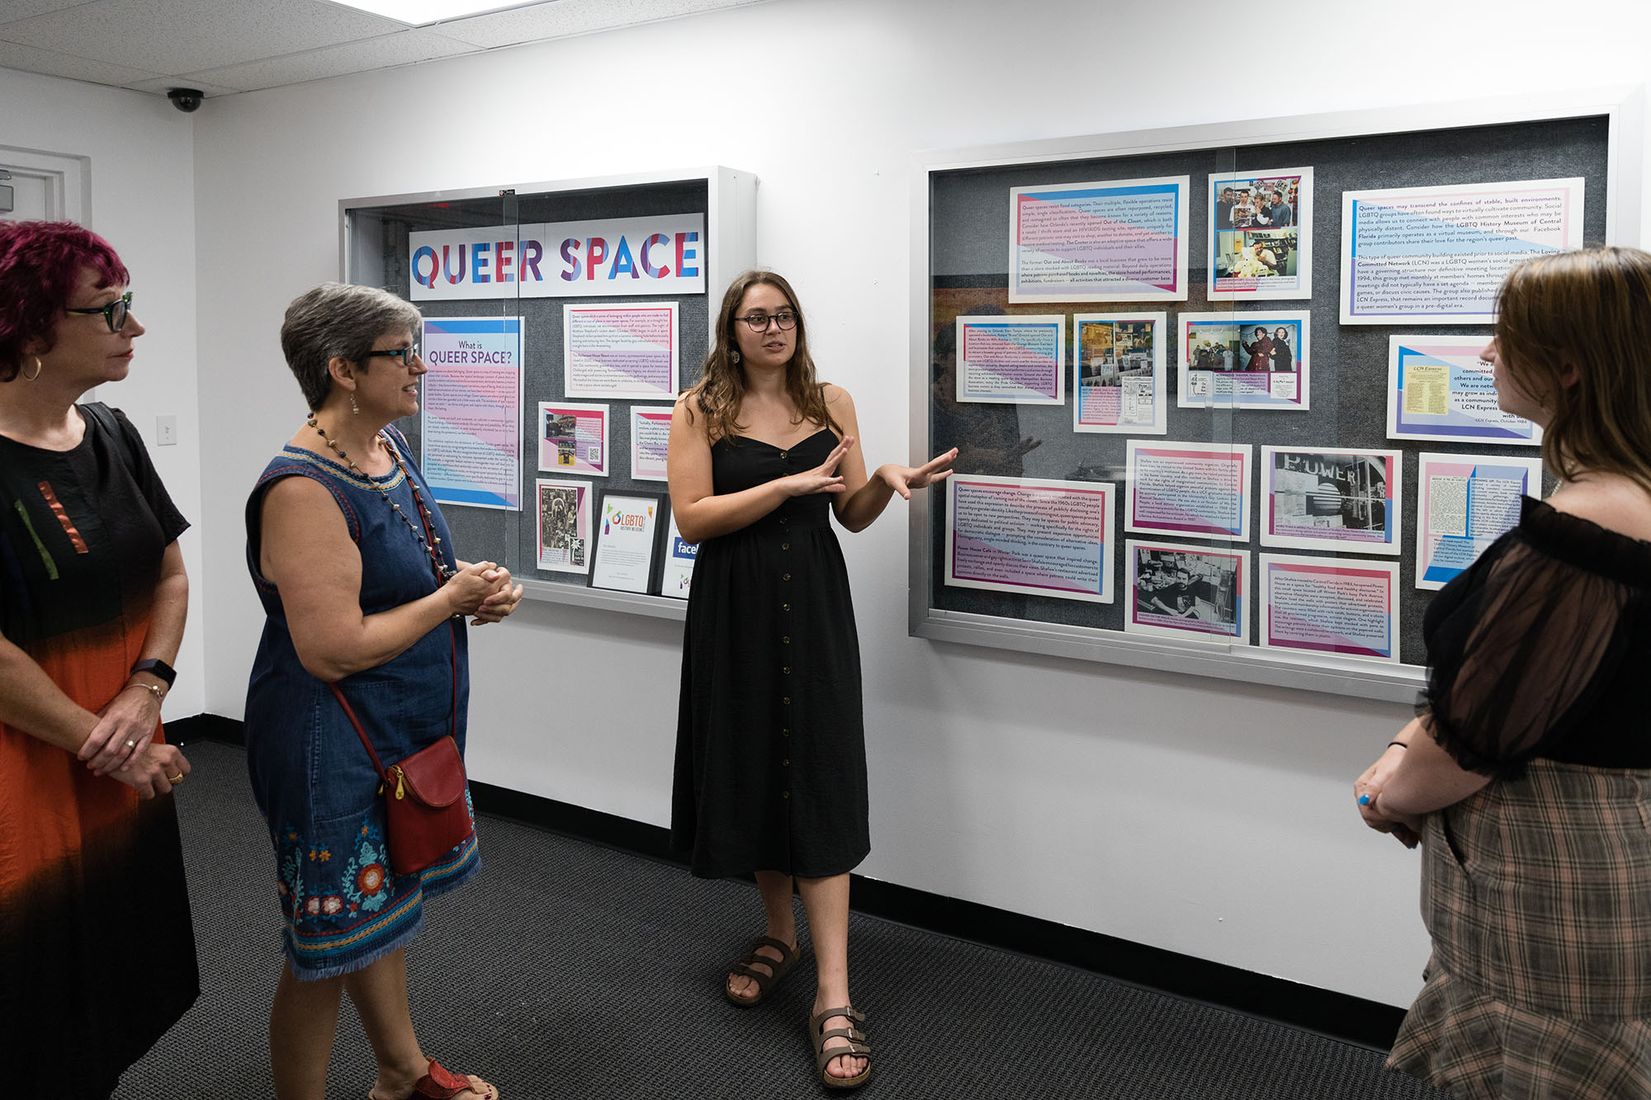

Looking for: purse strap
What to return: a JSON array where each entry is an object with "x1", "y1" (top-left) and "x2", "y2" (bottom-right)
[{"x1": 332, "y1": 436, "x2": 460, "y2": 775}]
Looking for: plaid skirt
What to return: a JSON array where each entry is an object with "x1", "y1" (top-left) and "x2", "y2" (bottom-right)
[{"x1": 1389, "y1": 758, "x2": 1651, "y2": 1098}]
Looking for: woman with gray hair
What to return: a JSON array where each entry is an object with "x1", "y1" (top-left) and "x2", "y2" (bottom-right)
[{"x1": 244, "y1": 282, "x2": 522, "y2": 1100}]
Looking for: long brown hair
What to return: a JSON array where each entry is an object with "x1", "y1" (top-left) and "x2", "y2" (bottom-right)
[
  {"x1": 685, "y1": 270, "x2": 840, "y2": 443},
  {"x1": 1496, "y1": 246, "x2": 1651, "y2": 496}
]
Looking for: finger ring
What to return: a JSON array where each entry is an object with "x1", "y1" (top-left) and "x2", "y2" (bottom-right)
[
  {"x1": 167, "y1": 773, "x2": 185, "y2": 784},
  {"x1": 125, "y1": 739, "x2": 137, "y2": 749}
]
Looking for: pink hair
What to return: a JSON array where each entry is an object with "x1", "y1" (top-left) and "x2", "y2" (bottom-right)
[{"x1": 0, "y1": 220, "x2": 128, "y2": 382}]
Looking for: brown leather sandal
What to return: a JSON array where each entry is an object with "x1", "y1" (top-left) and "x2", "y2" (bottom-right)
[
  {"x1": 723, "y1": 935, "x2": 800, "y2": 1007},
  {"x1": 808, "y1": 1005, "x2": 872, "y2": 1090}
]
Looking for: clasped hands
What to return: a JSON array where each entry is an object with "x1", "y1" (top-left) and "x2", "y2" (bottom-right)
[
  {"x1": 77, "y1": 684, "x2": 191, "y2": 798},
  {"x1": 444, "y1": 560, "x2": 525, "y2": 625},
  {"x1": 1353, "y1": 744, "x2": 1423, "y2": 849},
  {"x1": 781, "y1": 435, "x2": 959, "y2": 499}
]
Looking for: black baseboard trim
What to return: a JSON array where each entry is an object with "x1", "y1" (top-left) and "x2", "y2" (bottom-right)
[
  {"x1": 167, "y1": 713, "x2": 245, "y2": 747},
  {"x1": 184, "y1": 715, "x2": 1404, "y2": 1051}
]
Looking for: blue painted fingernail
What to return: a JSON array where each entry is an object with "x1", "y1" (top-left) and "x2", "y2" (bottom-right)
[{"x1": 1358, "y1": 794, "x2": 1372, "y2": 806}]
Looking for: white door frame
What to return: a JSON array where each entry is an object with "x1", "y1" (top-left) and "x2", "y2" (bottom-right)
[{"x1": 0, "y1": 145, "x2": 89, "y2": 222}]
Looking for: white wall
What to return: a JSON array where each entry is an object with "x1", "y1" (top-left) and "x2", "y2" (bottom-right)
[
  {"x1": 2, "y1": 67, "x2": 205, "y2": 718},
  {"x1": 182, "y1": 0, "x2": 1651, "y2": 1008}
]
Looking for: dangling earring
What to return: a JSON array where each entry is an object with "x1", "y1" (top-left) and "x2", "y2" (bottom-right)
[
  {"x1": 22, "y1": 356, "x2": 42, "y2": 381},
  {"x1": 729, "y1": 348, "x2": 741, "y2": 365},
  {"x1": 350, "y1": 392, "x2": 360, "y2": 416}
]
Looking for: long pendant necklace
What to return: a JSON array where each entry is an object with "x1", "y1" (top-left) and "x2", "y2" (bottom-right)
[{"x1": 307, "y1": 413, "x2": 455, "y2": 584}]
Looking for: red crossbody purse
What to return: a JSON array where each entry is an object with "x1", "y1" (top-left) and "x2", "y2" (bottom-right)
[{"x1": 329, "y1": 443, "x2": 474, "y2": 876}]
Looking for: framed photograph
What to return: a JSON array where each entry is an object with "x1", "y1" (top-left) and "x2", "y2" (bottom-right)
[
  {"x1": 1125, "y1": 539, "x2": 1251, "y2": 645},
  {"x1": 535, "y1": 477, "x2": 591, "y2": 575},
  {"x1": 1072, "y1": 312, "x2": 1167, "y2": 435},
  {"x1": 589, "y1": 490, "x2": 667, "y2": 594},
  {"x1": 538, "y1": 401, "x2": 610, "y2": 477},
  {"x1": 1207, "y1": 166, "x2": 1313, "y2": 301},
  {"x1": 1260, "y1": 447, "x2": 1402, "y2": 556},
  {"x1": 657, "y1": 508, "x2": 699, "y2": 599},
  {"x1": 1177, "y1": 312, "x2": 1310, "y2": 411}
]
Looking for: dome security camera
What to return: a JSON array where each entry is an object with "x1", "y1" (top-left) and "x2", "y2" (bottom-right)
[{"x1": 166, "y1": 88, "x2": 204, "y2": 113}]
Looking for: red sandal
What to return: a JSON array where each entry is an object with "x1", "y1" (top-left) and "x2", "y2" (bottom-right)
[{"x1": 381, "y1": 1059, "x2": 498, "y2": 1100}]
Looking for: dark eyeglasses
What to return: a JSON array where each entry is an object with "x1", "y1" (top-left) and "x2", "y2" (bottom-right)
[
  {"x1": 735, "y1": 310, "x2": 797, "y2": 332},
  {"x1": 364, "y1": 344, "x2": 422, "y2": 366},
  {"x1": 64, "y1": 291, "x2": 133, "y2": 334}
]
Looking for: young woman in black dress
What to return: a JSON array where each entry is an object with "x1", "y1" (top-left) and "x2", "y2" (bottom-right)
[{"x1": 668, "y1": 270, "x2": 954, "y2": 1089}]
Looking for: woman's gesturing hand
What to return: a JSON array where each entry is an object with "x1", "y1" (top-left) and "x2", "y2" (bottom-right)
[
  {"x1": 877, "y1": 447, "x2": 958, "y2": 500},
  {"x1": 442, "y1": 560, "x2": 509, "y2": 618},
  {"x1": 784, "y1": 435, "x2": 856, "y2": 497}
]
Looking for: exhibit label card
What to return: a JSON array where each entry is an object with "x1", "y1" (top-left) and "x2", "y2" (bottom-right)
[
  {"x1": 1259, "y1": 553, "x2": 1400, "y2": 663},
  {"x1": 1125, "y1": 539, "x2": 1250, "y2": 645},
  {"x1": 564, "y1": 302, "x2": 679, "y2": 400},
  {"x1": 955, "y1": 315, "x2": 1065, "y2": 404},
  {"x1": 1009, "y1": 176, "x2": 1190, "y2": 303},
  {"x1": 420, "y1": 316, "x2": 523, "y2": 511},
  {"x1": 1387, "y1": 335, "x2": 1541, "y2": 446},
  {"x1": 1340, "y1": 178, "x2": 1585, "y2": 325},
  {"x1": 1415, "y1": 453, "x2": 1543, "y2": 591},
  {"x1": 590, "y1": 493, "x2": 662, "y2": 594},
  {"x1": 538, "y1": 401, "x2": 608, "y2": 477},
  {"x1": 409, "y1": 214, "x2": 704, "y2": 301},
  {"x1": 535, "y1": 477, "x2": 590, "y2": 574},
  {"x1": 659, "y1": 511, "x2": 698, "y2": 600},
  {"x1": 1177, "y1": 312, "x2": 1310, "y2": 411},
  {"x1": 1260, "y1": 447, "x2": 1402, "y2": 556},
  {"x1": 945, "y1": 475, "x2": 1115, "y2": 603},
  {"x1": 1208, "y1": 167, "x2": 1313, "y2": 301},
  {"x1": 630, "y1": 406, "x2": 674, "y2": 482},
  {"x1": 1125, "y1": 441, "x2": 1252, "y2": 542},
  {"x1": 1072, "y1": 313, "x2": 1167, "y2": 435}
]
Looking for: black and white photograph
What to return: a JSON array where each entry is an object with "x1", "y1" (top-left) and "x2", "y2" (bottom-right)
[
  {"x1": 1125, "y1": 540, "x2": 1250, "y2": 643},
  {"x1": 1260, "y1": 447, "x2": 1402, "y2": 555}
]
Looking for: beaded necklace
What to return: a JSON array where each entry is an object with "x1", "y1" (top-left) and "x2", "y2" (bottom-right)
[{"x1": 306, "y1": 413, "x2": 455, "y2": 584}]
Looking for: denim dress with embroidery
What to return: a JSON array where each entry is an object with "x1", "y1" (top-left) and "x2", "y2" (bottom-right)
[{"x1": 243, "y1": 427, "x2": 478, "y2": 980}]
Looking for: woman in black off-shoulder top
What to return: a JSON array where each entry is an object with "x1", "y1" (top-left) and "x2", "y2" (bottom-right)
[{"x1": 1355, "y1": 246, "x2": 1651, "y2": 1100}]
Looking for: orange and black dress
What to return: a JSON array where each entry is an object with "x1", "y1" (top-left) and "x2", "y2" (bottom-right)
[{"x1": 0, "y1": 403, "x2": 197, "y2": 1098}]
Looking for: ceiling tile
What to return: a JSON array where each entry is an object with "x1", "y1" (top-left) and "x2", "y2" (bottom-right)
[
  {"x1": 0, "y1": 0, "x2": 103, "y2": 24},
  {"x1": 179, "y1": 27, "x2": 473, "y2": 92},
  {"x1": 0, "y1": 37, "x2": 161, "y2": 87},
  {"x1": 434, "y1": 0, "x2": 762, "y2": 48},
  {"x1": 0, "y1": 0, "x2": 407, "y2": 75},
  {"x1": 121, "y1": 75, "x2": 241, "y2": 98}
]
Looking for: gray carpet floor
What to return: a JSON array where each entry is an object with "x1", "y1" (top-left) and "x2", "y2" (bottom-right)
[{"x1": 115, "y1": 740, "x2": 1442, "y2": 1099}]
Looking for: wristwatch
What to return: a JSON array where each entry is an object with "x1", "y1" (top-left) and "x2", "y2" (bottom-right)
[{"x1": 131, "y1": 657, "x2": 177, "y2": 688}]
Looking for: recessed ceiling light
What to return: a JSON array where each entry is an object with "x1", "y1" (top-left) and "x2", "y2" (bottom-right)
[{"x1": 325, "y1": 0, "x2": 552, "y2": 27}]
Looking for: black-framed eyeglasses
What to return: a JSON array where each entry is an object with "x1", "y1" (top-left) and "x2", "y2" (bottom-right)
[
  {"x1": 364, "y1": 344, "x2": 422, "y2": 366},
  {"x1": 735, "y1": 310, "x2": 797, "y2": 333},
  {"x1": 64, "y1": 291, "x2": 133, "y2": 334}
]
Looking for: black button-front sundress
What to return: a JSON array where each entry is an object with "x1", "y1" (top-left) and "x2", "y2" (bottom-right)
[{"x1": 672, "y1": 428, "x2": 869, "y2": 879}]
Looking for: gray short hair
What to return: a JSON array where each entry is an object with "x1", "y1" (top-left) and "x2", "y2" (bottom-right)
[{"x1": 280, "y1": 282, "x2": 422, "y2": 410}]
